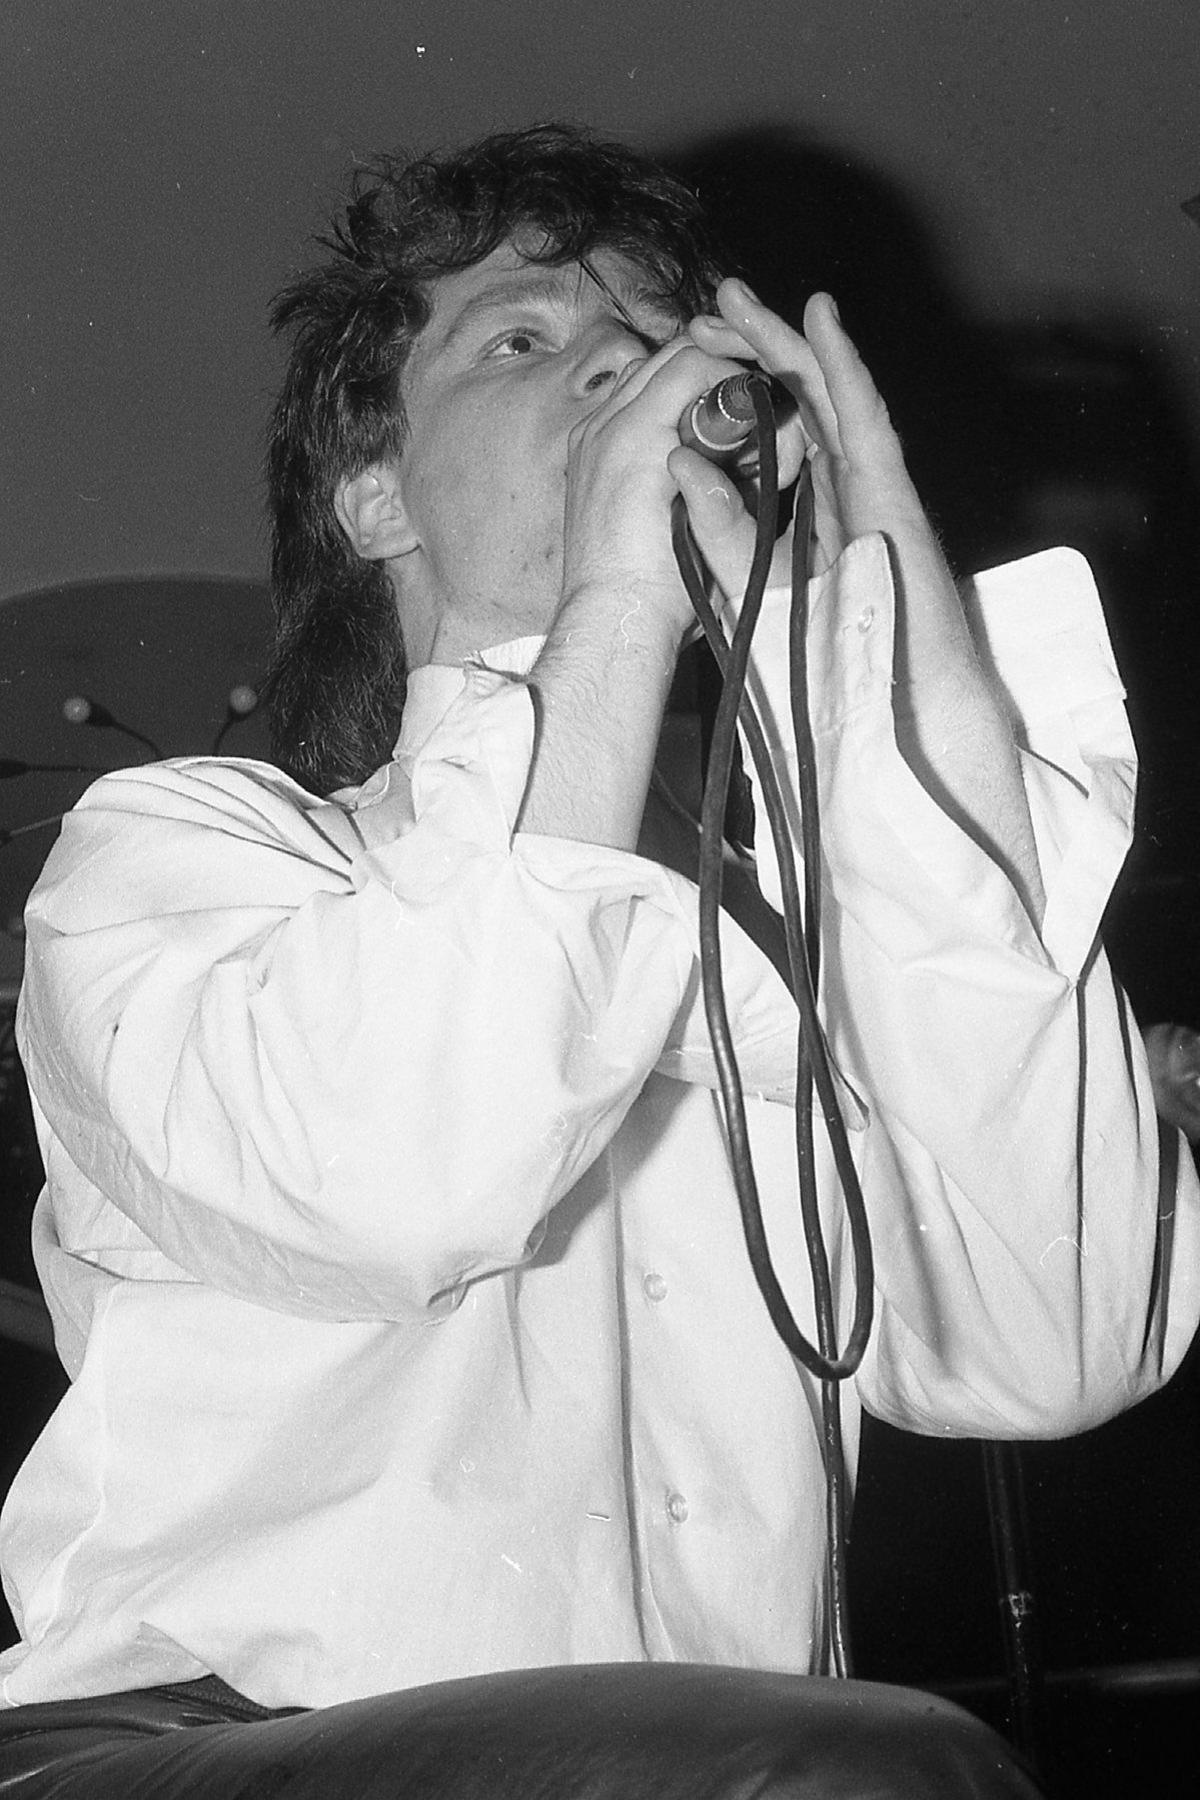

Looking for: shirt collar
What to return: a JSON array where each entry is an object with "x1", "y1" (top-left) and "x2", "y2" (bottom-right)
[
  {"x1": 394, "y1": 635, "x2": 545, "y2": 761},
  {"x1": 333, "y1": 636, "x2": 544, "y2": 813}
]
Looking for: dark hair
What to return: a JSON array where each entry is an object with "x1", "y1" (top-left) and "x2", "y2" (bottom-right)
[{"x1": 263, "y1": 123, "x2": 723, "y2": 795}]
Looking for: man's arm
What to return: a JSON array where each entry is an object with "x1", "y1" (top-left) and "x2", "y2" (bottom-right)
[
  {"x1": 677, "y1": 284, "x2": 1045, "y2": 923},
  {"x1": 653, "y1": 285, "x2": 1200, "y2": 1431},
  {"x1": 518, "y1": 341, "x2": 746, "y2": 851},
  {"x1": 17, "y1": 749, "x2": 706, "y2": 1324},
  {"x1": 517, "y1": 591, "x2": 680, "y2": 851}
]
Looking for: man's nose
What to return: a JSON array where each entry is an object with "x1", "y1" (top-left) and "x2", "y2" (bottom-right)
[{"x1": 574, "y1": 320, "x2": 655, "y2": 398}]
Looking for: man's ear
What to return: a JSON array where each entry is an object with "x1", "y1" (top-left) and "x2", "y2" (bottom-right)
[{"x1": 334, "y1": 464, "x2": 419, "y2": 561}]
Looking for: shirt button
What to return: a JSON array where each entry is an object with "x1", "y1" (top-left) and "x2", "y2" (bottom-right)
[
  {"x1": 856, "y1": 605, "x2": 875, "y2": 633},
  {"x1": 666, "y1": 1491, "x2": 690, "y2": 1524},
  {"x1": 642, "y1": 1271, "x2": 668, "y2": 1302}
]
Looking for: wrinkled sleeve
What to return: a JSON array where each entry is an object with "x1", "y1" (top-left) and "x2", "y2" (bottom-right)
[
  {"x1": 743, "y1": 539, "x2": 1200, "y2": 1436},
  {"x1": 18, "y1": 671, "x2": 722, "y2": 1323}
]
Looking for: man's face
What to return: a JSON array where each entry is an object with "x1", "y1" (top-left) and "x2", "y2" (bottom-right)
[{"x1": 383, "y1": 241, "x2": 683, "y2": 666}]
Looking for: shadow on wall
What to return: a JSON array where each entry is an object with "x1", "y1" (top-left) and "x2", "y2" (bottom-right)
[{"x1": 666, "y1": 124, "x2": 1200, "y2": 1008}]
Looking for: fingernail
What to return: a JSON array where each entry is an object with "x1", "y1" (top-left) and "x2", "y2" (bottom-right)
[{"x1": 723, "y1": 271, "x2": 759, "y2": 304}]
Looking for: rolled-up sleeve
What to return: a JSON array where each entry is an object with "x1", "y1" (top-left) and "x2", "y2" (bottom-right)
[
  {"x1": 18, "y1": 673, "x2": 710, "y2": 1322},
  {"x1": 742, "y1": 538, "x2": 1200, "y2": 1436}
]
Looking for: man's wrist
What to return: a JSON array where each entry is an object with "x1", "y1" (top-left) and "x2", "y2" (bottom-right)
[
  {"x1": 519, "y1": 584, "x2": 686, "y2": 849},
  {"x1": 552, "y1": 573, "x2": 693, "y2": 658}
]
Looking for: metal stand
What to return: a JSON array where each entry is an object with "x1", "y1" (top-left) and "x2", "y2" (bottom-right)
[{"x1": 982, "y1": 1440, "x2": 1051, "y2": 1784}]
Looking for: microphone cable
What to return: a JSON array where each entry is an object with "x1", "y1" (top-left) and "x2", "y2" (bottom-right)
[{"x1": 670, "y1": 375, "x2": 874, "y2": 1676}]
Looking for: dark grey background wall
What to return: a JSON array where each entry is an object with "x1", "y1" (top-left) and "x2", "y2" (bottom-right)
[{"x1": 3, "y1": 0, "x2": 1198, "y2": 597}]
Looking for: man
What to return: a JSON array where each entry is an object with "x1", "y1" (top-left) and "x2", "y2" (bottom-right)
[{"x1": 0, "y1": 123, "x2": 1195, "y2": 1796}]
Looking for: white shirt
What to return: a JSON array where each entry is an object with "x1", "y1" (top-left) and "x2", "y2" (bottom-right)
[{"x1": 2, "y1": 537, "x2": 1196, "y2": 1710}]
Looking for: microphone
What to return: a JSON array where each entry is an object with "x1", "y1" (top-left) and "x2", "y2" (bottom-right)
[{"x1": 679, "y1": 371, "x2": 769, "y2": 459}]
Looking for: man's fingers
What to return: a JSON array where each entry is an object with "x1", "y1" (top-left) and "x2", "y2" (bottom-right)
[
  {"x1": 711, "y1": 279, "x2": 841, "y2": 453},
  {"x1": 668, "y1": 446, "x2": 794, "y2": 602},
  {"x1": 686, "y1": 313, "x2": 756, "y2": 362},
  {"x1": 668, "y1": 448, "x2": 753, "y2": 563},
  {"x1": 801, "y1": 291, "x2": 905, "y2": 471},
  {"x1": 687, "y1": 312, "x2": 817, "y2": 486},
  {"x1": 708, "y1": 283, "x2": 906, "y2": 480}
]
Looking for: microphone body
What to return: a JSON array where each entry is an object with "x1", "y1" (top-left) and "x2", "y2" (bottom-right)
[{"x1": 679, "y1": 372, "x2": 766, "y2": 459}]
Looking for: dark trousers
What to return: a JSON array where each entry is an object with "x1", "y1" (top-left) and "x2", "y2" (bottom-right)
[{"x1": 0, "y1": 1663, "x2": 1043, "y2": 1798}]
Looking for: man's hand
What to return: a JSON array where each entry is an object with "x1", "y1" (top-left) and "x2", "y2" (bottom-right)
[
  {"x1": 670, "y1": 281, "x2": 1046, "y2": 926},
  {"x1": 673, "y1": 283, "x2": 967, "y2": 659},
  {"x1": 559, "y1": 336, "x2": 751, "y2": 647},
  {"x1": 521, "y1": 336, "x2": 749, "y2": 852}
]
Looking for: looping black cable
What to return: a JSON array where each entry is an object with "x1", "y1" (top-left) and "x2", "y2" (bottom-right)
[{"x1": 670, "y1": 375, "x2": 875, "y2": 1675}]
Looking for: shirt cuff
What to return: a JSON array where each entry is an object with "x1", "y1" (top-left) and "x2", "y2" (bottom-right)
[{"x1": 964, "y1": 548, "x2": 1136, "y2": 971}]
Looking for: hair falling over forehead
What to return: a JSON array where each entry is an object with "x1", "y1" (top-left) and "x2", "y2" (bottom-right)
[{"x1": 262, "y1": 123, "x2": 724, "y2": 797}]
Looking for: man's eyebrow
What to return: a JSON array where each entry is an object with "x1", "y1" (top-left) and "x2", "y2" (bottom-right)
[
  {"x1": 581, "y1": 259, "x2": 683, "y2": 339},
  {"x1": 434, "y1": 269, "x2": 589, "y2": 355},
  {"x1": 434, "y1": 264, "x2": 678, "y2": 356},
  {"x1": 579, "y1": 258, "x2": 647, "y2": 333}
]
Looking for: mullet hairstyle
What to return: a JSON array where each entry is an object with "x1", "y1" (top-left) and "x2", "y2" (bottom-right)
[{"x1": 264, "y1": 122, "x2": 723, "y2": 795}]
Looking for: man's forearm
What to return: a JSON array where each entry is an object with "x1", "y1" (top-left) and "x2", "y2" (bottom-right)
[{"x1": 518, "y1": 582, "x2": 683, "y2": 850}]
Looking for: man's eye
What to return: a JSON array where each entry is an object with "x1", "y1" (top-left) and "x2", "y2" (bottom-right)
[{"x1": 488, "y1": 330, "x2": 540, "y2": 358}]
